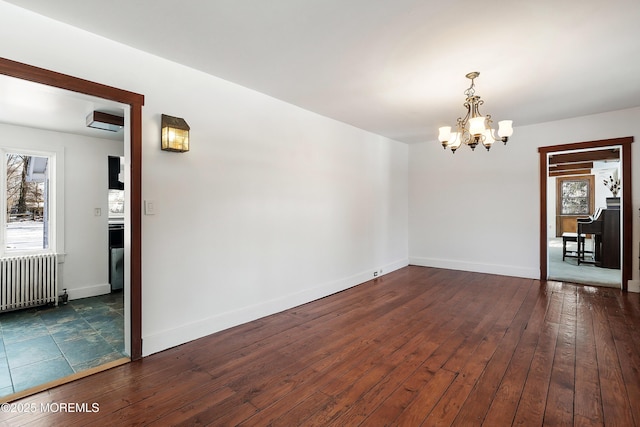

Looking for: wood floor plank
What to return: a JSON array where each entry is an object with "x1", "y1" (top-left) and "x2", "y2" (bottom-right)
[
  {"x1": 359, "y1": 365, "x2": 435, "y2": 426},
  {"x1": 511, "y1": 308, "x2": 561, "y2": 426},
  {"x1": 573, "y1": 288, "x2": 604, "y2": 426},
  {"x1": 608, "y1": 309, "x2": 640, "y2": 426},
  {"x1": 482, "y1": 281, "x2": 551, "y2": 426},
  {"x1": 269, "y1": 391, "x2": 335, "y2": 427},
  {"x1": 245, "y1": 271, "x2": 471, "y2": 419},
  {"x1": 392, "y1": 367, "x2": 458, "y2": 426},
  {"x1": 141, "y1": 386, "x2": 242, "y2": 426},
  {"x1": 2, "y1": 266, "x2": 639, "y2": 426},
  {"x1": 590, "y1": 291, "x2": 637, "y2": 426},
  {"x1": 424, "y1": 279, "x2": 535, "y2": 426},
  {"x1": 450, "y1": 279, "x2": 542, "y2": 426},
  {"x1": 236, "y1": 273, "x2": 462, "y2": 425},
  {"x1": 544, "y1": 291, "x2": 577, "y2": 425}
]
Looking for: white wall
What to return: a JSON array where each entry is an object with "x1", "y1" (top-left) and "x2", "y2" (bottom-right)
[
  {"x1": 409, "y1": 107, "x2": 640, "y2": 291},
  {"x1": 594, "y1": 163, "x2": 621, "y2": 207},
  {"x1": 0, "y1": 123, "x2": 124, "y2": 298},
  {"x1": 0, "y1": 2, "x2": 409, "y2": 355}
]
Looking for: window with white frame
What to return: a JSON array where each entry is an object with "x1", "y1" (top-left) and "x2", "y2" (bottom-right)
[{"x1": 2, "y1": 149, "x2": 55, "y2": 256}]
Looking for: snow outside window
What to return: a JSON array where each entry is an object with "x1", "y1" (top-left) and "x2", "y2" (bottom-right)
[{"x1": 1, "y1": 149, "x2": 55, "y2": 256}]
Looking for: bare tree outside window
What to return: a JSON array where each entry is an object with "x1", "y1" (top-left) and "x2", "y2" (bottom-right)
[{"x1": 5, "y1": 153, "x2": 48, "y2": 251}]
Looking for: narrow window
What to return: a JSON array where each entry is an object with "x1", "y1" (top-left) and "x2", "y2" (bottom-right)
[{"x1": 3, "y1": 151, "x2": 53, "y2": 255}]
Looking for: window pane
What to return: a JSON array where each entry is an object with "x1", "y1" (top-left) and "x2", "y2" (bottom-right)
[
  {"x1": 5, "y1": 154, "x2": 49, "y2": 251},
  {"x1": 561, "y1": 180, "x2": 589, "y2": 215},
  {"x1": 108, "y1": 189, "x2": 125, "y2": 217},
  {"x1": 562, "y1": 181, "x2": 588, "y2": 198},
  {"x1": 562, "y1": 197, "x2": 588, "y2": 215}
]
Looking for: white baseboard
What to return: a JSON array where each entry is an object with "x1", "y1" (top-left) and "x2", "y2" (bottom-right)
[
  {"x1": 64, "y1": 283, "x2": 111, "y2": 301},
  {"x1": 627, "y1": 280, "x2": 640, "y2": 293},
  {"x1": 142, "y1": 258, "x2": 409, "y2": 356},
  {"x1": 409, "y1": 256, "x2": 539, "y2": 280}
]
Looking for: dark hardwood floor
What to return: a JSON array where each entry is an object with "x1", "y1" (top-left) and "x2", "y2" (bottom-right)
[{"x1": 2, "y1": 266, "x2": 639, "y2": 426}]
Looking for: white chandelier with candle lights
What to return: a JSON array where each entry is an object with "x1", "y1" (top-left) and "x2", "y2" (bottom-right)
[{"x1": 438, "y1": 72, "x2": 513, "y2": 153}]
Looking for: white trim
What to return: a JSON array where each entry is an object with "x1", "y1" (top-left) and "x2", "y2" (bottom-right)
[
  {"x1": 628, "y1": 280, "x2": 640, "y2": 293},
  {"x1": 65, "y1": 283, "x2": 111, "y2": 300},
  {"x1": 0, "y1": 149, "x2": 5, "y2": 254},
  {"x1": 142, "y1": 258, "x2": 409, "y2": 356},
  {"x1": 409, "y1": 256, "x2": 539, "y2": 280}
]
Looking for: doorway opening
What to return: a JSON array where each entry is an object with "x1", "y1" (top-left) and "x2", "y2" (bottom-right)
[
  {"x1": 538, "y1": 137, "x2": 633, "y2": 290},
  {"x1": 0, "y1": 57, "x2": 143, "y2": 399}
]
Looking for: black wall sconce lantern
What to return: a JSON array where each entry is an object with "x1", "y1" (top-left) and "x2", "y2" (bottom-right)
[{"x1": 161, "y1": 114, "x2": 190, "y2": 152}]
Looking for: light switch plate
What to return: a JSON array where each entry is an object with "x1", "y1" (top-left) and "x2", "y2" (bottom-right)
[{"x1": 144, "y1": 200, "x2": 156, "y2": 215}]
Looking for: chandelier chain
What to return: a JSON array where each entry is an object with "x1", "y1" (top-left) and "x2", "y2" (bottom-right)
[{"x1": 464, "y1": 78, "x2": 476, "y2": 98}]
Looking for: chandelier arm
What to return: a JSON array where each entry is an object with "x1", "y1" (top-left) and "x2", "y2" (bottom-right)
[
  {"x1": 484, "y1": 115, "x2": 499, "y2": 142},
  {"x1": 458, "y1": 102, "x2": 472, "y2": 131},
  {"x1": 438, "y1": 72, "x2": 513, "y2": 152},
  {"x1": 462, "y1": 129, "x2": 472, "y2": 146}
]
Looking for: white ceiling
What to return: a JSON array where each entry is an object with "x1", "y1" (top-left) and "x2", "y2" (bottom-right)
[
  {"x1": 0, "y1": 75, "x2": 125, "y2": 141},
  {"x1": 3, "y1": 0, "x2": 640, "y2": 143}
]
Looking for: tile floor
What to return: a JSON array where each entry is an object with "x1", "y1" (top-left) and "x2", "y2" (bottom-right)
[{"x1": 0, "y1": 292, "x2": 126, "y2": 398}]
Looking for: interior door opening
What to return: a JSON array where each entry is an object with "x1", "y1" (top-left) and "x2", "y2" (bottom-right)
[
  {"x1": 0, "y1": 57, "x2": 143, "y2": 401},
  {"x1": 538, "y1": 137, "x2": 633, "y2": 290},
  {"x1": 546, "y1": 147, "x2": 621, "y2": 288}
]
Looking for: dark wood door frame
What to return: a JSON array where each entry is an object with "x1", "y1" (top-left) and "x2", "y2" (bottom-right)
[
  {"x1": 539, "y1": 137, "x2": 633, "y2": 290},
  {"x1": 0, "y1": 57, "x2": 144, "y2": 359}
]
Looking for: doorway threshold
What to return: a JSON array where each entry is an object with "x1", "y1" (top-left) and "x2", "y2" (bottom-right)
[{"x1": 1, "y1": 357, "x2": 129, "y2": 403}]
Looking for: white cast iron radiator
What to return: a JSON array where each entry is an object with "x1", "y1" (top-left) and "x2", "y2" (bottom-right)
[{"x1": 0, "y1": 254, "x2": 58, "y2": 312}]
